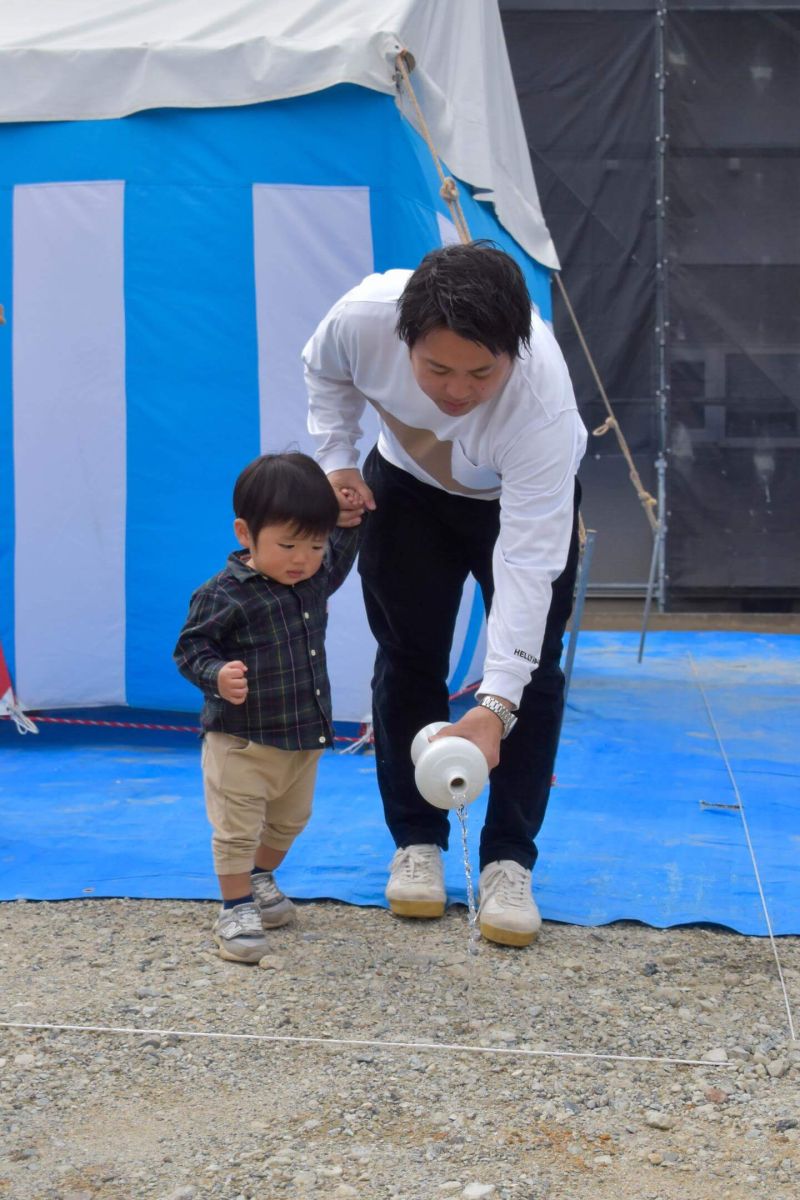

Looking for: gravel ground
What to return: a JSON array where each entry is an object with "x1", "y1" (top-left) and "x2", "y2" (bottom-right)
[{"x1": 1, "y1": 898, "x2": 798, "y2": 1200}]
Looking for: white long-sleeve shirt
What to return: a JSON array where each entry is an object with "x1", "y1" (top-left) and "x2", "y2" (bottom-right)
[{"x1": 303, "y1": 269, "x2": 587, "y2": 707}]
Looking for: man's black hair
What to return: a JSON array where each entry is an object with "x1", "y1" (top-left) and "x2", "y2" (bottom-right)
[
  {"x1": 233, "y1": 452, "x2": 339, "y2": 540},
  {"x1": 396, "y1": 240, "x2": 532, "y2": 359}
]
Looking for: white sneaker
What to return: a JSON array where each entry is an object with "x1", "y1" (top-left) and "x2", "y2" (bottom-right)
[
  {"x1": 212, "y1": 902, "x2": 270, "y2": 963},
  {"x1": 251, "y1": 869, "x2": 295, "y2": 929},
  {"x1": 478, "y1": 860, "x2": 541, "y2": 947},
  {"x1": 385, "y1": 844, "x2": 446, "y2": 918}
]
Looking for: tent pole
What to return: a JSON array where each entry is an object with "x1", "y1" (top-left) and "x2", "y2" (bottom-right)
[
  {"x1": 638, "y1": 518, "x2": 661, "y2": 663},
  {"x1": 563, "y1": 529, "x2": 596, "y2": 702},
  {"x1": 638, "y1": 457, "x2": 668, "y2": 662}
]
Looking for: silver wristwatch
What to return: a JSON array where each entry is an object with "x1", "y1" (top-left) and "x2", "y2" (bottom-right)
[{"x1": 477, "y1": 695, "x2": 517, "y2": 739}]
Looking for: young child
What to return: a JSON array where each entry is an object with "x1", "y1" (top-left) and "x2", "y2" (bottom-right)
[{"x1": 174, "y1": 452, "x2": 362, "y2": 962}]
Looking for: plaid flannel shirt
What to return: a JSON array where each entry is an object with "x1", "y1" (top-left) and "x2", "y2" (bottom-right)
[{"x1": 174, "y1": 526, "x2": 360, "y2": 750}]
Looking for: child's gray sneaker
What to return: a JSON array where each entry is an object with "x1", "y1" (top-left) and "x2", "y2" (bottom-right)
[
  {"x1": 251, "y1": 870, "x2": 295, "y2": 929},
  {"x1": 212, "y1": 902, "x2": 270, "y2": 963}
]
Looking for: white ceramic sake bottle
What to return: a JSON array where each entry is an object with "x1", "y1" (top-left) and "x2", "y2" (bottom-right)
[{"x1": 410, "y1": 721, "x2": 489, "y2": 810}]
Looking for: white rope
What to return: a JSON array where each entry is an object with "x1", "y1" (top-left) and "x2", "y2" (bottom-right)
[
  {"x1": 0, "y1": 1019, "x2": 736, "y2": 1069},
  {"x1": 552, "y1": 271, "x2": 659, "y2": 534},
  {"x1": 688, "y1": 653, "x2": 797, "y2": 1043},
  {"x1": 338, "y1": 720, "x2": 373, "y2": 755},
  {"x1": 0, "y1": 698, "x2": 38, "y2": 734},
  {"x1": 394, "y1": 52, "x2": 472, "y2": 246}
]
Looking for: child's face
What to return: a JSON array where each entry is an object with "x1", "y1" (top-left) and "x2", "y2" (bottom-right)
[{"x1": 234, "y1": 520, "x2": 327, "y2": 585}]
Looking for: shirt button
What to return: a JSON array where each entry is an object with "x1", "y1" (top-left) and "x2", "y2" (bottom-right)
[
  {"x1": 310, "y1": 649, "x2": 316, "y2": 656},
  {"x1": 304, "y1": 611, "x2": 310, "y2": 619},
  {"x1": 315, "y1": 688, "x2": 321, "y2": 696},
  {"x1": 318, "y1": 736, "x2": 325, "y2": 744}
]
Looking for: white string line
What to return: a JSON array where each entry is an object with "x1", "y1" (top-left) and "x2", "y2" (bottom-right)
[
  {"x1": 687, "y1": 653, "x2": 797, "y2": 1043},
  {"x1": 0, "y1": 1020, "x2": 737, "y2": 1069}
]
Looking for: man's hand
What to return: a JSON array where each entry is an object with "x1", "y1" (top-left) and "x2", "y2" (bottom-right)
[
  {"x1": 328, "y1": 469, "x2": 376, "y2": 527},
  {"x1": 218, "y1": 660, "x2": 248, "y2": 705},
  {"x1": 336, "y1": 487, "x2": 366, "y2": 528},
  {"x1": 431, "y1": 706, "x2": 504, "y2": 771}
]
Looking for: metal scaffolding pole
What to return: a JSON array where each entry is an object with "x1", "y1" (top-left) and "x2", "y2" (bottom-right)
[
  {"x1": 654, "y1": 1, "x2": 669, "y2": 612},
  {"x1": 640, "y1": 2, "x2": 670, "y2": 659}
]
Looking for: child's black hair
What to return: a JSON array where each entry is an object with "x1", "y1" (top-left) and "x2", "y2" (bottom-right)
[
  {"x1": 233, "y1": 452, "x2": 339, "y2": 540},
  {"x1": 396, "y1": 240, "x2": 532, "y2": 360}
]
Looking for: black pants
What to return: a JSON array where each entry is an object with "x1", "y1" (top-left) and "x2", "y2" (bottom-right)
[{"x1": 359, "y1": 448, "x2": 582, "y2": 872}]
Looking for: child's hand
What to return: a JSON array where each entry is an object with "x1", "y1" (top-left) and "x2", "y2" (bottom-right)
[
  {"x1": 336, "y1": 487, "x2": 366, "y2": 528},
  {"x1": 218, "y1": 660, "x2": 248, "y2": 705},
  {"x1": 328, "y1": 470, "x2": 375, "y2": 528}
]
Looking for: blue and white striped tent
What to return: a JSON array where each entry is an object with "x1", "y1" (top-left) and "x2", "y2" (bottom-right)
[{"x1": 0, "y1": 0, "x2": 556, "y2": 724}]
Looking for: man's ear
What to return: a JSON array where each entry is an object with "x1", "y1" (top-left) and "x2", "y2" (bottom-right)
[{"x1": 233, "y1": 517, "x2": 251, "y2": 549}]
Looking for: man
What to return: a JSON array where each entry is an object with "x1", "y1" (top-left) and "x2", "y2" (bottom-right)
[{"x1": 303, "y1": 242, "x2": 586, "y2": 947}]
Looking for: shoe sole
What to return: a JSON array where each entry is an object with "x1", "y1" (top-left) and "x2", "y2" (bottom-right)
[
  {"x1": 479, "y1": 920, "x2": 539, "y2": 948},
  {"x1": 388, "y1": 898, "x2": 446, "y2": 919},
  {"x1": 214, "y1": 935, "x2": 267, "y2": 964},
  {"x1": 258, "y1": 906, "x2": 294, "y2": 930}
]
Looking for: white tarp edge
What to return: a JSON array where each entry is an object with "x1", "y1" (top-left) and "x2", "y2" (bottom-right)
[{"x1": 0, "y1": 0, "x2": 558, "y2": 267}]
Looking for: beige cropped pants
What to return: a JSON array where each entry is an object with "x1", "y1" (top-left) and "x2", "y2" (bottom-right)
[{"x1": 202, "y1": 732, "x2": 322, "y2": 875}]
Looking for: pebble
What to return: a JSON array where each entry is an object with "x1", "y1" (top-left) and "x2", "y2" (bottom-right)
[
  {"x1": 645, "y1": 1112, "x2": 676, "y2": 1131},
  {"x1": 695, "y1": 1104, "x2": 721, "y2": 1119},
  {"x1": 0, "y1": 898, "x2": 797, "y2": 1200},
  {"x1": 258, "y1": 955, "x2": 286, "y2": 970}
]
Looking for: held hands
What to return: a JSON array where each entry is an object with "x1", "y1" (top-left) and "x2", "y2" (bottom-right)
[
  {"x1": 431, "y1": 706, "x2": 504, "y2": 771},
  {"x1": 328, "y1": 469, "x2": 376, "y2": 528},
  {"x1": 218, "y1": 660, "x2": 248, "y2": 705}
]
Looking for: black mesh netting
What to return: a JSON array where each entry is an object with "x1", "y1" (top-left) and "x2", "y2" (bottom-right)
[{"x1": 501, "y1": 1, "x2": 800, "y2": 599}]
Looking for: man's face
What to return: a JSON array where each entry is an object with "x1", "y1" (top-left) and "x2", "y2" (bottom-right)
[{"x1": 409, "y1": 327, "x2": 513, "y2": 418}]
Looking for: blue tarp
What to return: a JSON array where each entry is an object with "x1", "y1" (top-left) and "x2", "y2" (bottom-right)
[{"x1": 1, "y1": 632, "x2": 797, "y2": 934}]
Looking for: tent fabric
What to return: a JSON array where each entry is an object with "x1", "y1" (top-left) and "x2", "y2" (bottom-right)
[
  {"x1": 0, "y1": 0, "x2": 557, "y2": 269},
  {"x1": 0, "y1": 88, "x2": 551, "y2": 720}
]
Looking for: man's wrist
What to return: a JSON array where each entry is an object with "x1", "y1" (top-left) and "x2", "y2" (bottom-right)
[
  {"x1": 477, "y1": 692, "x2": 515, "y2": 710},
  {"x1": 475, "y1": 694, "x2": 517, "y2": 739}
]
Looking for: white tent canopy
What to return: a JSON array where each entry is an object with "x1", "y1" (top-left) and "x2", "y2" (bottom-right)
[{"x1": 0, "y1": 0, "x2": 558, "y2": 268}]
